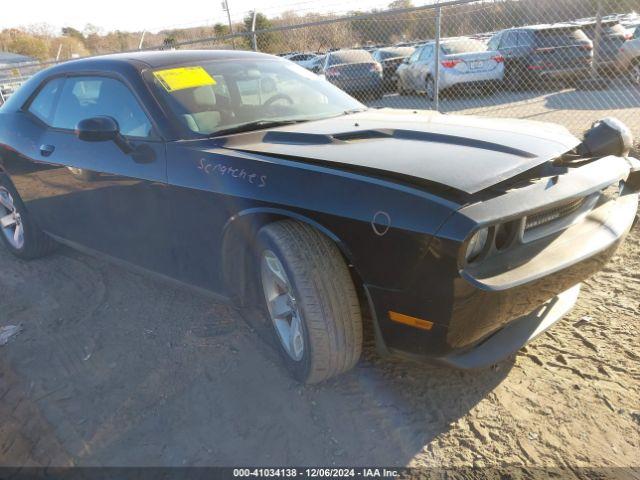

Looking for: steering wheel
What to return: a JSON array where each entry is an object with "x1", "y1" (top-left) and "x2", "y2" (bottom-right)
[{"x1": 263, "y1": 93, "x2": 294, "y2": 107}]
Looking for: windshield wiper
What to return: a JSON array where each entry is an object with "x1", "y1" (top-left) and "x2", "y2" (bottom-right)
[{"x1": 210, "y1": 119, "x2": 310, "y2": 137}]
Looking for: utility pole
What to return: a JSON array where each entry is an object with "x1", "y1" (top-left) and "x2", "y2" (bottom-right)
[
  {"x1": 55, "y1": 43, "x2": 63, "y2": 61},
  {"x1": 251, "y1": 10, "x2": 258, "y2": 51},
  {"x1": 221, "y1": 0, "x2": 236, "y2": 49},
  {"x1": 138, "y1": 30, "x2": 147, "y2": 50}
]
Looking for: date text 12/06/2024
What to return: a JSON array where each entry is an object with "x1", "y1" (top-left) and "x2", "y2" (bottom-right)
[{"x1": 232, "y1": 468, "x2": 400, "y2": 477}]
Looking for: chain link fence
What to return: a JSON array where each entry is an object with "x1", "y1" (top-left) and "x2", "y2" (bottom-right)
[{"x1": 1, "y1": 0, "x2": 639, "y2": 139}]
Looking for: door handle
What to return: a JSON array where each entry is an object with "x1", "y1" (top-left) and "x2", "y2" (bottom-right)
[{"x1": 40, "y1": 144, "x2": 55, "y2": 157}]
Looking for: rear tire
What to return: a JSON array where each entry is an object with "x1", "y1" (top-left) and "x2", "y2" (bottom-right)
[
  {"x1": 629, "y1": 59, "x2": 640, "y2": 86},
  {"x1": 504, "y1": 63, "x2": 528, "y2": 91},
  {"x1": 425, "y1": 75, "x2": 436, "y2": 101},
  {"x1": 0, "y1": 174, "x2": 57, "y2": 260},
  {"x1": 256, "y1": 220, "x2": 363, "y2": 384}
]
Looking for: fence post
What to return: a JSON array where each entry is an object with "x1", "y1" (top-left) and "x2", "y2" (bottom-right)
[
  {"x1": 434, "y1": 6, "x2": 441, "y2": 112},
  {"x1": 222, "y1": 0, "x2": 236, "y2": 50},
  {"x1": 591, "y1": 0, "x2": 603, "y2": 77},
  {"x1": 251, "y1": 10, "x2": 258, "y2": 51}
]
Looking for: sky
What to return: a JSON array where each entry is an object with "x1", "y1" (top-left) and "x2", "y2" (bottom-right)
[{"x1": 5, "y1": 0, "x2": 397, "y2": 33}]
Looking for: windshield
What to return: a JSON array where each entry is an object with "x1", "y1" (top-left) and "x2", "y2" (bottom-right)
[
  {"x1": 375, "y1": 48, "x2": 414, "y2": 60},
  {"x1": 441, "y1": 39, "x2": 488, "y2": 54},
  {"x1": 146, "y1": 58, "x2": 364, "y2": 137},
  {"x1": 580, "y1": 22, "x2": 628, "y2": 38},
  {"x1": 534, "y1": 28, "x2": 590, "y2": 47},
  {"x1": 328, "y1": 50, "x2": 375, "y2": 66}
]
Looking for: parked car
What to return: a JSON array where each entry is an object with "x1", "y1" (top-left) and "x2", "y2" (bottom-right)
[
  {"x1": 316, "y1": 49, "x2": 383, "y2": 99},
  {"x1": 488, "y1": 24, "x2": 593, "y2": 89},
  {"x1": 1, "y1": 50, "x2": 638, "y2": 384},
  {"x1": 395, "y1": 37, "x2": 504, "y2": 99},
  {"x1": 617, "y1": 23, "x2": 640, "y2": 84},
  {"x1": 372, "y1": 46, "x2": 415, "y2": 90},
  {"x1": 284, "y1": 52, "x2": 319, "y2": 70},
  {"x1": 572, "y1": 19, "x2": 632, "y2": 72},
  {"x1": 308, "y1": 54, "x2": 326, "y2": 73}
]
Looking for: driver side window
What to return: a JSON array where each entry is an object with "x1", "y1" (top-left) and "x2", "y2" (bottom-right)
[
  {"x1": 407, "y1": 49, "x2": 421, "y2": 64},
  {"x1": 418, "y1": 45, "x2": 433, "y2": 62},
  {"x1": 51, "y1": 76, "x2": 152, "y2": 138}
]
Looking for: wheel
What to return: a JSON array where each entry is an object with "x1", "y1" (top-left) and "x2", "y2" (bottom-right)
[
  {"x1": 397, "y1": 77, "x2": 409, "y2": 95},
  {"x1": 629, "y1": 59, "x2": 640, "y2": 86},
  {"x1": 256, "y1": 220, "x2": 363, "y2": 384},
  {"x1": 504, "y1": 63, "x2": 528, "y2": 91},
  {"x1": 0, "y1": 175, "x2": 57, "y2": 259},
  {"x1": 425, "y1": 75, "x2": 436, "y2": 101}
]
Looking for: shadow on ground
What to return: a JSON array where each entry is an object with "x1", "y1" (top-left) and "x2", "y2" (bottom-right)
[{"x1": 0, "y1": 245, "x2": 512, "y2": 467}]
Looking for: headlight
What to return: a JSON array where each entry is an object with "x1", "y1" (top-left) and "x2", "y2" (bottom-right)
[
  {"x1": 465, "y1": 228, "x2": 489, "y2": 263},
  {"x1": 577, "y1": 117, "x2": 633, "y2": 158}
]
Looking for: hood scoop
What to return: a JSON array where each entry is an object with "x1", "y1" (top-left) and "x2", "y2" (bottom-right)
[
  {"x1": 212, "y1": 110, "x2": 581, "y2": 195},
  {"x1": 261, "y1": 128, "x2": 537, "y2": 159}
]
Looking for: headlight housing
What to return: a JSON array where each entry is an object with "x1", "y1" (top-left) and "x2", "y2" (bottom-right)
[{"x1": 464, "y1": 227, "x2": 489, "y2": 263}]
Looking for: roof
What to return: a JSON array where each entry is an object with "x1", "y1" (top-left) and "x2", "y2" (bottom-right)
[
  {"x1": 507, "y1": 23, "x2": 585, "y2": 31},
  {"x1": 0, "y1": 52, "x2": 36, "y2": 66},
  {"x1": 58, "y1": 49, "x2": 272, "y2": 70}
]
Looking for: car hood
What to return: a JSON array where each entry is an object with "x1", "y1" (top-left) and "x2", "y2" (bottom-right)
[{"x1": 215, "y1": 109, "x2": 581, "y2": 195}]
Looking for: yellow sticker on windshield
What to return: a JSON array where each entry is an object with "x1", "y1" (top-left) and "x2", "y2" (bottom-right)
[{"x1": 153, "y1": 66, "x2": 216, "y2": 92}]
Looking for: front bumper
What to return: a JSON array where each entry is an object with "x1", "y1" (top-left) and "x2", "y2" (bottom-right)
[
  {"x1": 440, "y1": 284, "x2": 580, "y2": 368},
  {"x1": 366, "y1": 156, "x2": 639, "y2": 367}
]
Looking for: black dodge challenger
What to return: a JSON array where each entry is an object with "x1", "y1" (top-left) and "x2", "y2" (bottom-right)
[{"x1": 0, "y1": 50, "x2": 638, "y2": 383}]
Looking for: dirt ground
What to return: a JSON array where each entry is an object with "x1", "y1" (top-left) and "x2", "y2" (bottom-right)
[{"x1": 0, "y1": 219, "x2": 638, "y2": 472}]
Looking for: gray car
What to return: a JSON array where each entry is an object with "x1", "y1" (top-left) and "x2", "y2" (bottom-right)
[
  {"x1": 617, "y1": 25, "x2": 640, "y2": 84},
  {"x1": 396, "y1": 37, "x2": 504, "y2": 100},
  {"x1": 317, "y1": 49, "x2": 384, "y2": 99}
]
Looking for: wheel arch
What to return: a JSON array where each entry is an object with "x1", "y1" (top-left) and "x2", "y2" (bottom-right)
[{"x1": 219, "y1": 207, "x2": 361, "y2": 306}]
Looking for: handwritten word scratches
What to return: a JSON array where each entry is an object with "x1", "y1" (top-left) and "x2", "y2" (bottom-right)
[{"x1": 198, "y1": 158, "x2": 267, "y2": 188}]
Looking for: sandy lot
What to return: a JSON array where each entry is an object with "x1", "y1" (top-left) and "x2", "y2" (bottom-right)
[
  {"x1": 0, "y1": 208, "x2": 638, "y2": 471},
  {"x1": 371, "y1": 79, "x2": 640, "y2": 139}
]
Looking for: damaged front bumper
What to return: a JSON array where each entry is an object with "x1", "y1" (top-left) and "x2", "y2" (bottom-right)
[{"x1": 368, "y1": 155, "x2": 639, "y2": 367}]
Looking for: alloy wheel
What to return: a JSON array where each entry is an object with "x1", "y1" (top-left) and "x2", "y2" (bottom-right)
[
  {"x1": 0, "y1": 187, "x2": 24, "y2": 249},
  {"x1": 426, "y1": 77, "x2": 435, "y2": 100},
  {"x1": 260, "y1": 249, "x2": 305, "y2": 361}
]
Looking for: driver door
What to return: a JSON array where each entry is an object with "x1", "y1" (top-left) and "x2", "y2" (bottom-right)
[
  {"x1": 23, "y1": 74, "x2": 168, "y2": 270},
  {"x1": 411, "y1": 44, "x2": 434, "y2": 89}
]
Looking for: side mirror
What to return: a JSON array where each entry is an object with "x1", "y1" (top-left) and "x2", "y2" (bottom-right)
[
  {"x1": 76, "y1": 116, "x2": 133, "y2": 154},
  {"x1": 76, "y1": 116, "x2": 119, "y2": 142}
]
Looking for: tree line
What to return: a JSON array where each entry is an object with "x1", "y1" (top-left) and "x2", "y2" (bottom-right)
[{"x1": 0, "y1": 0, "x2": 635, "y2": 63}]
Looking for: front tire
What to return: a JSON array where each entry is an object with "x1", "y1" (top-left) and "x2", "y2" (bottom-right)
[
  {"x1": 256, "y1": 220, "x2": 363, "y2": 384},
  {"x1": 0, "y1": 174, "x2": 57, "y2": 259}
]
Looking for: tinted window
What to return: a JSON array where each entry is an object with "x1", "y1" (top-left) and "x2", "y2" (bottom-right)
[
  {"x1": 581, "y1": 22, "x2": 628, "y2": 38},
  {"x1": 500, "y1": 31, "x2": 517, "y2": 48},
  {"x1": 534, "y1": 28, "x2": 590, "y2": 47},
  {"x1": 407, "y1": 49, "x2": 421, "y2": 64},
  {"x1": 418, "y1": 45, "x2": 433, "y2": 61},
  {"x1": 52, "y1": 76, "x2": 152, "y2": 138},
  {"x1": 635, "y1": 27, "x2": 640, "y2": 39},
  {"x1": 441, "y1": 39, "x2": 488, "y2": 54},
  {"x1": 487, "y1": 33, "x2": 501, "y2": 51},
  {"x1": 376, "y1": 48, "x2": 414, "y2": 60},
  {"x1": 328, "y1": 50, "x2": 374, "y2": 65},
  {"x1": 28, "y1": 77, "x2": 64, "y2": 124}
]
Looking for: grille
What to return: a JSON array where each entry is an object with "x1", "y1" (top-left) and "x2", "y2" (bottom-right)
[{"x1": 525, "y1": 198, "x2": 586, "y2": 231}]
